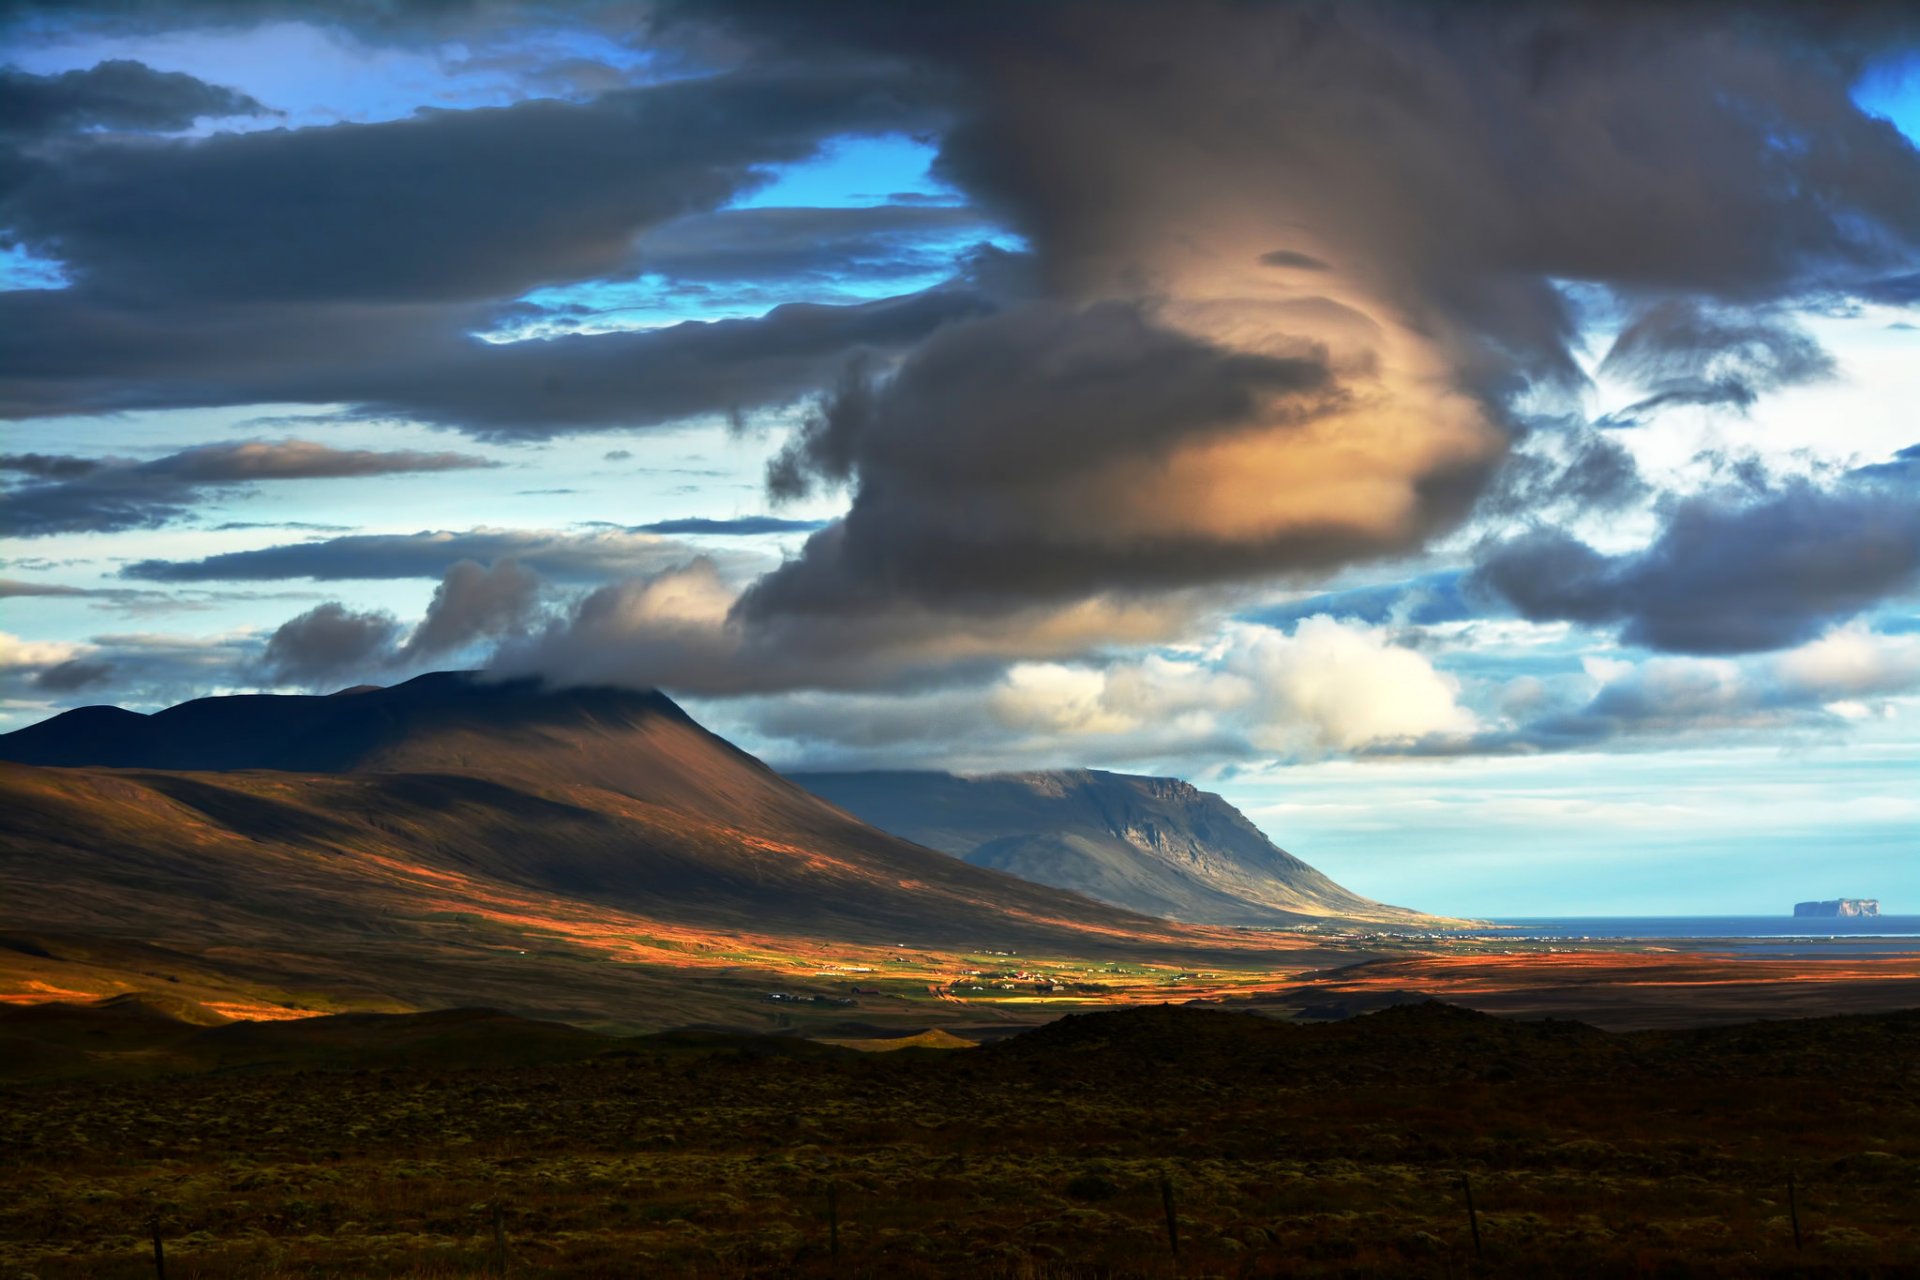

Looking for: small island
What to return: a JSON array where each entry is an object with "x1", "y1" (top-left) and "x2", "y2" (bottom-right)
[{"x1": 1794, "y1": 898, "x2": 1879, "y2": 918}]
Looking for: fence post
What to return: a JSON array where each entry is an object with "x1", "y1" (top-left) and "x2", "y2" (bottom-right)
[
  {"x1": 1787, "y1": 1168, "x2": 1802, "y2": 1251},
  {"x1": 491, "y1": 1201, "x2": 508, "y2": 1276},
  {"x1": 827, "y1": 1180, "x2": 840, "y2": 1261},
  {"x1": 150, "y1": 1217, "x2": 166, "y2": 1280},
  {"x1": 1460, "y1": 1174, "x2": 1483, "y2": 1257},
  {"x1": 1160, "y1": 1175, "x2": 1180, "y2": 1261}
]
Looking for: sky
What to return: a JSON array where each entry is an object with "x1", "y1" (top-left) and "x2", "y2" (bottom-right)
[{"x1": 1, "y1": 1, "x2": 1917, "y2": 917}]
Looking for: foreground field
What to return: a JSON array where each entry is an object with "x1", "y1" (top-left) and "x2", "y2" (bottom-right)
[{"x1": 4, "y1": 1002, "x2": 1916, "y2": 1278}]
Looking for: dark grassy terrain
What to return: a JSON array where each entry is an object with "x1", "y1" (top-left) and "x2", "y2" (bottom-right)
[{"x1": 4, "y1": 1001, "x2": 1915, "y2": 1278}]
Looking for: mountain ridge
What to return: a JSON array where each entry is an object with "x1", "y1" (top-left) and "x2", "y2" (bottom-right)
[
  {"x1": 1, "y1": 674, "x2": 1255, "y2": 1027},
  {"x1": 790, "y1": 767, "x2": 1439, "y2": 927}
]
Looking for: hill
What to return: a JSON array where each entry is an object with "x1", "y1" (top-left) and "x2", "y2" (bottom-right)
[
  {"x1": 789, "y1": 768, "x2": 1440, "y2": 927},
  {"x1": 0, "y1": 674, "x2": 1278, "y2": 1029}
]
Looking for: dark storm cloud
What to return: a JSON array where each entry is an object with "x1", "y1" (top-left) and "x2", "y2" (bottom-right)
[
  {"x1": 0, "y1": 0, "x2": 493, "y2": 35},
  {"x1": 633, "y1": 204, "x2": 996, "y2": 284},
  {"x1": 1595, "y1": 300, "x2": 1837, "y2": 427},
  {"x1": 0, "y1": 453, "x2": 101, "y2": 480},
  {"x1": 0, "y1": 283, "x2": 990, "y2": 435},
  {"x1": 744, "y1": 299, "x2": 1390, "y2": 616},
  {"x1": 769, "y1": 301, "x2": 1336, "y2": 500},
  {"x1": 1470, "y1": 475, "x2": 1920, "y2": 654},
  {"x1": 710, "y1": 1, "x2": 1920, "y2": 301},
  {"x1": 30, "y1": 658, "x2": 113, "y2": 692},
  {"x1": 1856, "y1": 271, "x2": 1920, "y2": 305},
  {"x1": 351, "y1": 289, "x2": 990, "y2": 437},
  {"x1": 654, "y1": 0, "x2": 1920, "y2": 640},
  {"x1": 0, "y1": 55, "x2": 982, "y2": 436},
  {"x1": 257, "y1": 602, "x2": 401, "y2": 689},
  {"x1": 121, "y1": 527, "x2": 751, "y2": 585},
  {"x1": 7, "y1": 0, "x2": 1920, "y2": 703},
  {"x1": 0, "y1": 441, "x2": 495, "y2": 537},
  {"x1": 3, "y1": 69, "x2": 925, "y2": 305},
  {"x1": 0, "y1": 60, "x2": 269, "y2": 139}
]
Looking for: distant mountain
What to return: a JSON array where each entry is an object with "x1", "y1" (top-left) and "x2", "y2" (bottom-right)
[
  {"x1": 788, "y1": 769, "x2": 1440, "y2": 927},
  {"x1": 0, "y1": 674, "x2": 1201, "y2": 1026}
]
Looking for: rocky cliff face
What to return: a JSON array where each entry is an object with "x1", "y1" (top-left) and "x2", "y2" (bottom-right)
[
  {"x1": 791, "y1": 768, "x2": 1445, "y2": 928},
  {"x1": 1793, "y1": 899, "x2": 1880, "y2": 918}
]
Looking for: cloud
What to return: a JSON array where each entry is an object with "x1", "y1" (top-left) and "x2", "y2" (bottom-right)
[
  {"x1": 0, "y1": 626, "x2": 262, "y2": 718},
  {"x1": 122, "y1": 526, "x2": 756, "y2": 585},
  {"x1": 0, "y1": 633, "x2": 90, "y2": 677},
  {"x1": 0, "y1": 56, "x2": 985, "y2": 435},
  {"x1": 1223, "y1": 617, "x2": 1479, "y2": 754},
  {"x1": 3, "y1": 67, "x2": 932, "y2": 306},
  {"x1": 31, "y1": 658, "x2": 115, "y2": 692},
  {"x1": 1851, "y1": 442, "x2": 1920, "y2": 485},
  {"x1": 1244, "y1": 572, "x2": 1477, "y2": 631},
  {"x1": 1258, "y1": 249, "x2": 1331, "y2": 272},
  {"x1": 703, "y1": 615, "x2": 1476, "y2": 771},
  {"x1": 9, "y1": 2, "x2": 1920, "y2": 732},
  {"x1": 630, "y1": 516, "x2": 828, "y2": 536},
  {"x1": 632, "y1": 203, "x2": 999, "y2": 284},
  {"x1": 0, "y1": 578, "x2": 94, "y2": 599},
  {"x1": 0, "y1": 59, "x2": 270, "y2": 139},
  {"x1": 395, "y1": 558, "x2": 543, "y2": 663},
  {"x1": 1596, "y1": 300, "x2": 1837, "y2": 426},
  {"x1": 1503, "y1": 627, "x2": 1920, "y2": 751},
  {"x1": 0, "y1": 281, "x2": 991, "y2": 435},
  {"x1": 0, "y1": 440, "x2": 496, "y2": 537},
  {"x1": 1471, "y1": 474, "x2": 1920, "y2": 654},
  {"x1": 660, "y1": 0, "x2": 1920, "y2": 647},
  {"x1": 1481, "y1": 414, "x2": 1651, "y2": 515},
  {"x1": 256, "y1": 602, "x2": 400, "y2": 689},
  {"x1": 745, "y1": 299, "x2": 1498, "y2": 618},
  {"x1": 491, "y1": 556, "x2": 1207, "y2": 696}
]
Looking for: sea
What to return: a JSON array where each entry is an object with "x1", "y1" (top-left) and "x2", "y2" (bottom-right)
[{"x1": 1455, "y1": 915, "x2": 1920, "y2": 957}]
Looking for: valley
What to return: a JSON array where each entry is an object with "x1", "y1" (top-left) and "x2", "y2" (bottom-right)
[{"x1": 2, "y1": 674, "x2": 1914, "y2": 1038}]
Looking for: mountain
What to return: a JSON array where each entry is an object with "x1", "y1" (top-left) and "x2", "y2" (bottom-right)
[
  {"x1": 788, "y1": 769, "x2": 1437, "y2": 927},
  {"x1": 0, "y1": 674, "x2": 1221, "y2": 1028}
]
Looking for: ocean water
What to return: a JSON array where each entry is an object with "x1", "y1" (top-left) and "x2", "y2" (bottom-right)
[
  {"x1": 1450, "y1": 915, "x2": 1920, "y2": 957},
  {"x1": 1481, "y1": 916, "x2": 1920, "y2": 939}
]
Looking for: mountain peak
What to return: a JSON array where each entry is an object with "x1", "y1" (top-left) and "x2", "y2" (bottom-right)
[{"x1": 0, "y1": 671, "x2": 691, "y2": 773}]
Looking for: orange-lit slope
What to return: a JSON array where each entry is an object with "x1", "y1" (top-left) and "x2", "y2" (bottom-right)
[{"x1": 0, "y1": 675, "x2": 1187, "y2": 969}]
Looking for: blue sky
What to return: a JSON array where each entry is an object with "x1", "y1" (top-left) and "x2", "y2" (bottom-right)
[{"x1": 2, "y1": 6, "x2": 1916, "y2": 916}]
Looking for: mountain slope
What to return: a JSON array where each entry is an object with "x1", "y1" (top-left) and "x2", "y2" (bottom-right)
[
  {"x1": 789, "y1": 769, "x2": 1438, "y2": 927},
  {"x1": 0, "y1": 675, "x2": 1246, "y2": 1027}
]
